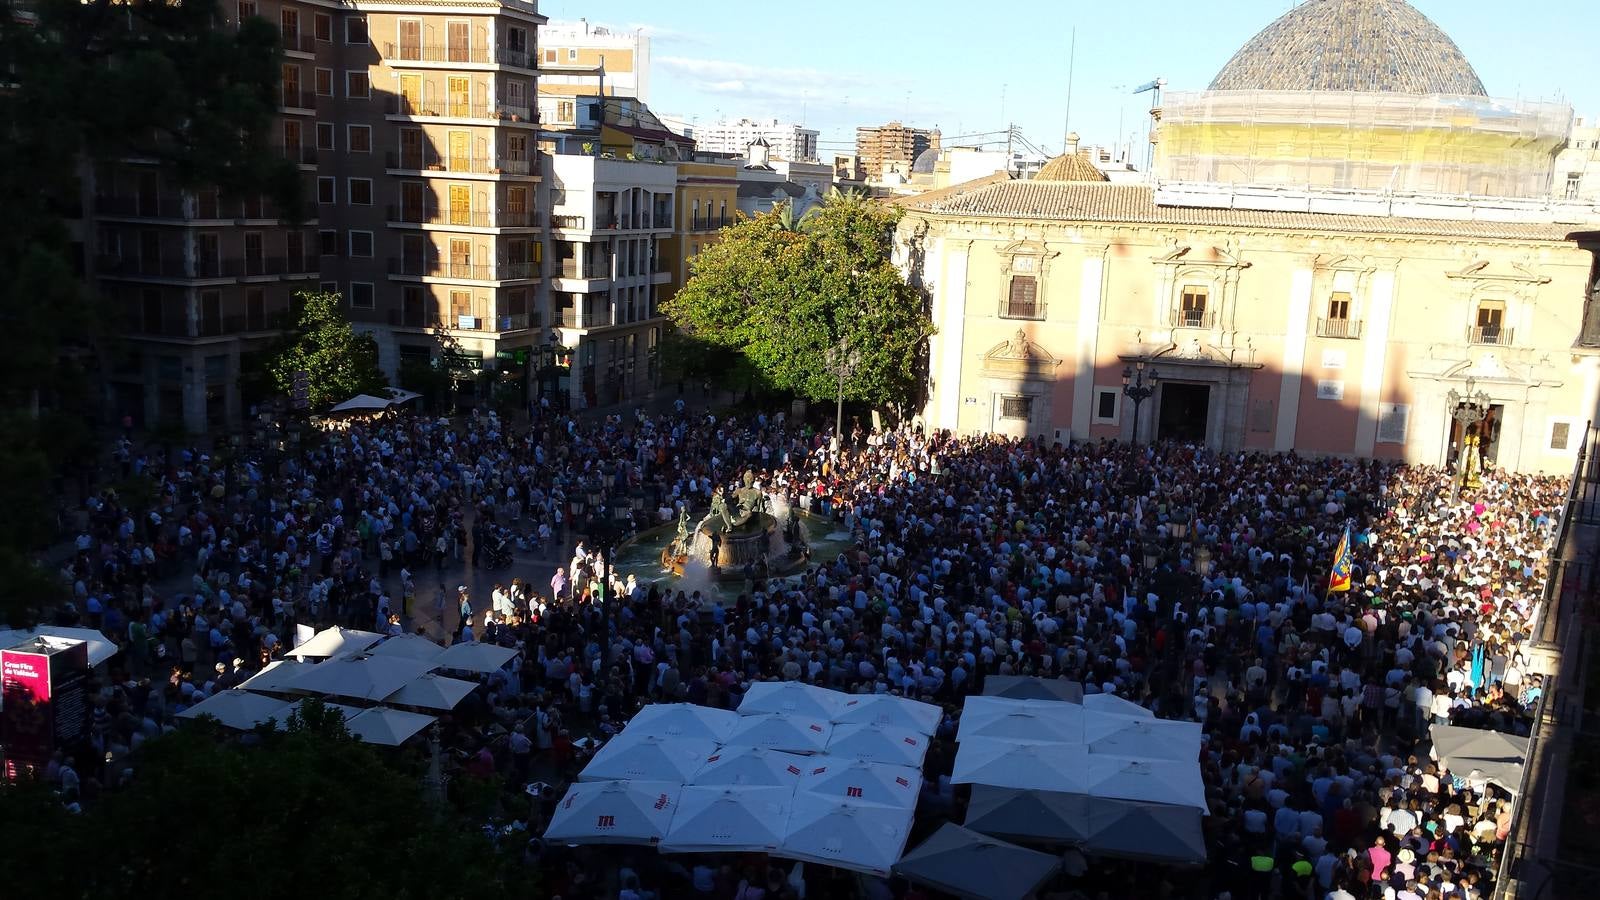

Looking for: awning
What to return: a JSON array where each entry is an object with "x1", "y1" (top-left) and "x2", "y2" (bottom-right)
[
  {"x1": 893, "y1": 823, "x2": 1062, "y2": 900},
  {"x1": 1429, "y1": 723, "x2": 1529, "y2": 794}
]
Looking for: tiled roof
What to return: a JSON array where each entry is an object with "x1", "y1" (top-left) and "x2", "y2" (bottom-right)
[
  {"x1": 1034, "y1": 153, "x2": 1108, "y2": 183},
  {"x1": 1210, "y1": 0, "x2": 1485, "y2": 95},
  {"x1": 897, "y1": 181, "x2": 1580, "y2": 242}
]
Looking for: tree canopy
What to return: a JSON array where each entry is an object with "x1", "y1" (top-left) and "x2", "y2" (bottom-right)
[
  {"x1": 0, "y1": 0, "x2": 302, "y2": 627},
  {"x1": 269, "y1": 291, "x2": 389, "y2": 410},
  {"x1": 664, "y1": 191, "x2": 934, "y2": 411},
  {"x1": 0, "y1": 703, "x2": 527, "y2": 900}
]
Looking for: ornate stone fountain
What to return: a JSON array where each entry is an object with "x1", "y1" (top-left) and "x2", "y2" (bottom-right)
[{"x1": 661, "y1": 471, "x2": 807, "y2": 580}]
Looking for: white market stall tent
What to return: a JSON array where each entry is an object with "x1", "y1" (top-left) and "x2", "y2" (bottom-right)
[
  {"x1": 737, "y1": 681, "x2": 847, "y2": 720},
  {"x1": 689, "y1": 746, "x2": 807, "y2": 787},
  {"x1": 778, "y1": 792, "x2": 916, "y2": 877},
  {"x1": 285, "y1": 654, "x2": 435, "y2": 701},
  {"x1": 382, "y1": 673, "x2": 479, "y2": 711},
  {"x1": 1429, "y1": 723, "x2": 1528, "y2": 795},
  {"x1": 343, "y1": 707, "x2": 437, "y2": 746},
  {"x1": 433, "y1": 640, "x2": 518, "y2": 674},
  {"x1": 831, "y1": 693, "x2": 942, "y2": 735},
  {"x1": 894, "y1": 823, "x2": 1063, "y2": 900},
  {"x1": 723, "y1": 713, "x2": 832, "y2": 754},
  {"x1": 580, "y1": 732, "x2": 720, "y2": 783},
  {"x1": 545, "y1": 780, "x2": 682, "y2": 847},
  {"x1": 0, "y1": 626, "x2": 120, "y2": 667},
  {"x1": 824, "y1": 722, "x2": 930, "y2": 768},
  {"x1": 799, "y1": 758, "x2": 921, "y2": 808},
  {"x1": 366, "y1": 633, "x2": 449, "y2": 664},
  {"x1": 950, "y1": 740, "x2": 1091, "y2": 793},
  {"x1": 286, "y1": 626, "x2": 384, "y2": 659},
  {"x1": 627, "y1": 702, "x2": 742, "y2": 742},
  {"x1": 659, "y1": 785, "x2": 793, "y2": 854}
]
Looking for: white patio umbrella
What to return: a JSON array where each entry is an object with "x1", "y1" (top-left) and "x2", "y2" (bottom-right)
[
  {"x1": 956, "y1": 709, "x2": 1082, "y2": 745},
  {"x1": 344, "y1": 707, "x2": 437, "y2": 746},
  {"x1": 825, "y1": 723, "x2": 930, "y2": 768},
  {"x1": 177, "y1": 690, "x2": 291, "y2": 730},
  {"x1": 0, "y1": 626, "x2": 120, "y2": 666},
  {"x1": 1082, "y1": 692, "x2": 1153, "y2": 719},
  {"x1": 284, "y1": 654, "x2": 435, "y2": 700},
  {"x1": 738, "y1": 680, "x2": 846, "y2": 720},
  {"x1": 544, "y1": 780, "x2": 682, "y2": 847},
  {"x1": 799, "y1": 758, "x2": 921, "y2": 808},
  {"x1": 286, "y1": 626, "x2": 385, "y2": 659},
  {"x1": 832, "y1": 693, "x2": 943, "y2": 735},
  {"x1": 580, "y1": 733, "x2": 720, "y2": 783},
  {"x1": 329, "y1": 394, "x2": 392, "y2": 413},
  {"x1": 960, "y1": 695, "x2": 1085, "y2": 734},
  {"x1": 277, "y1": 698, "x2": 367, "y2": 727},
  {"x1": 659, "y1": 785, "x2": 793, "y2": 854},
  {"x1": 367, "y1": 633, "x2": 447, "y2": 664},
  {"x1": 723, "y1": 713, "x2": 832, "y2": 754},
  {"x1": 625, "y1": 703, "x2": 742, "y2": 742},
  {"x1": 1083, "y1": 713, "x2": 1202, "y2": 762},
  {"x1": 382, "y1": 673, "x2": 479, "y2": 711},
  {"x1": 950, "y1": 740, "x2": 1091, "y2": 793},
  {"x1": 778, "y1": 793, "x2": 916, "y2": 877},
  {"x1": 1083, "y1": 755, "x2": 1208, "y2": 813},
  {"x1": 383, "y1": 388, "x2": 422, "y2": 404},
  {"x1": 236, "y1": 659, "x2": 317, "y2": 693},
  {"x1": 433, "y1": 640, "x2": 518, "y2": 673},
  {"x1": 689, "y1": 746, "x2": 809, "y2": 787}
]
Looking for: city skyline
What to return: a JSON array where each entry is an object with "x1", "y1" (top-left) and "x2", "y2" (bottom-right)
[{"x1": 541, "y1": 0, "x2": 1600, "y2": 158}]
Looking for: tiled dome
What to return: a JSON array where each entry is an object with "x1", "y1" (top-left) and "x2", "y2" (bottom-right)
[{"x1": 1209, "y1": 0, "x2": 1486, "y2": 96}]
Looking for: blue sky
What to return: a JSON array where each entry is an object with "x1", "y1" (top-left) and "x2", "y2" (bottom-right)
[{"x1": 539, "y1": 0, "x2": 1600, "y2": 159}]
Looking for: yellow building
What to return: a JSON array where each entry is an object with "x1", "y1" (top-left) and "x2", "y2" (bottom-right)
[
  {"x1": 894, "y1": 0, "x2": 1600, "y2": 475},
  {"x1": 663, "y1": 157, "x2": 740, "y2": 305}
]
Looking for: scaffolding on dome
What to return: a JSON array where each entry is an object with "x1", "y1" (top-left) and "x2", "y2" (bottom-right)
[{"x1": 1154, "y1": 91, "x2": 1572, "y2": 200}]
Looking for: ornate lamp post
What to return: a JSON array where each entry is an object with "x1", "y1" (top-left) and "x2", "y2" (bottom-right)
[
  {"x1": 1447, "y1": 377, "x2": 1492, "y2": 499},
  {"x1": 825, "y1": 339, "x2": 862, "y2": 448},
  {"x1": 1122, "y1": 361, "x2": 1160, "y2": 446}
]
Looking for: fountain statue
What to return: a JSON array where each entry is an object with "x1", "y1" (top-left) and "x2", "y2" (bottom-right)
[{"x1": 662, "y1": 473, "x2": 808, "y2": 580}]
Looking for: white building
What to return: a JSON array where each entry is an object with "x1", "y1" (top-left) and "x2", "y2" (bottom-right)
[
  {"x1": 694, "y1": 118, "x2": 819, "y2": 163},
  {"x1": 547, "y1": 149, "x2": 676, "y2": 408},
  {"x1": 1554, "y1": 115, "x2": 1600, "y2": 203},
  {"x1": 538, "y1": 19, "x2": 651, "y2": 102}
]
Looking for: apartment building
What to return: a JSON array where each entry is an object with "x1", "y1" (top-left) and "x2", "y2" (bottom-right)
[
  {"x1": 537, "y1": 19, "x2": 650, "y2": 102},
  {"x1": 693, "y1": 118, "x2": 819, "y2": 163},
  {"x1": 547, "y1": 147, "x2": 675, "y2": 409},
  {"x1": 663, "y1": 156, "x2": 740, "y2": 306},
  {"x1": 89, "y1": 0, "x2": 549, "y2": 431},
  {"x1": 855, "y1": 121, "x2": 940, "y2": 182}
]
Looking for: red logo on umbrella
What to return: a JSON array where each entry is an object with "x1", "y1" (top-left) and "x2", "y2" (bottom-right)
[
  {"x1": 895, "y1": 777, "x2": 910, "y2": 787},
  {"x1": 597, "y1": 815, "x2": 616, "y2": 827},
  {"x1": 787, "y1": 765, "x2": 802, "y2": 774},
  {"x1": 847, "y1": 786, "x2": 864, "y2": 797}
]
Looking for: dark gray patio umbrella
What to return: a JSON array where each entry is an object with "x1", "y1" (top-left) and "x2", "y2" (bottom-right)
[
  {"x1": 964, "y1": 786, "x2": 1207, "y2": 867},
  {"x1": 981, "y1": 675, "x2": 1085, "y2": 703},
  {"x1": 892, "y1": 823, "x2": 1062, "y2": 900}
]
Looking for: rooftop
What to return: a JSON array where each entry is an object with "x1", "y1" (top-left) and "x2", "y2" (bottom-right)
[{"x1": 897, "y1": 179, "x2": 1584, "y2": 242}]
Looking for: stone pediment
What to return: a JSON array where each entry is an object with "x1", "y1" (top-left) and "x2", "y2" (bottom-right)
[
  {"x1": 980, "y1": 329, "x2": 1062, "y2": 378},
  {"x1": 1445, "y1": 259, "x2": 1551, "y2": 285}
]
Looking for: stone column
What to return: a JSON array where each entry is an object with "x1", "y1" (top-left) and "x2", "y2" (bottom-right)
[
  {"x1": 1274, "y1": 263, "x2": 1314, "y2": 451},
  {"x1": 1070, "y1": 245, "x2": 1107, "y2": 440},
  {"x1": 933, "y1": 239, "x2": 970, "y2": 432},
  {"x1": 1353, "y1": 266, "x2": 1397, "y2": 456}
]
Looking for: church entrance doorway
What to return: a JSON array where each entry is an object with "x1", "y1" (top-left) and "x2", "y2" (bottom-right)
[{"x1": 1157, "y1": 382, "x2": 1210, "y2": 444}]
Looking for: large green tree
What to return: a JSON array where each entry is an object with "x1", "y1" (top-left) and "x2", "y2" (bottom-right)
[
  {"x1": 664, "y1": 191, "x2": 934, "y2": 410},
  {"x1": 0, "y1": 703, "x2": 530, "y2": 899},
  {"x1": 0, "y1": 0, "x2": 303, "y2": 626},
  {"x1": 269, "y1": 290, "x2": 389, "y2": 411}
]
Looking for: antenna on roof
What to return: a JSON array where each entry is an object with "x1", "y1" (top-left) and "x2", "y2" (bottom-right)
[{"x1": 1062, "y1": 26, "x2": 1077, "y2": 155}]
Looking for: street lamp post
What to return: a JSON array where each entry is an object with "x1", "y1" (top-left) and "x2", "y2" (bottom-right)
[
  {"x1": 1122, "y1": 362, "x2": 1160, "y2": 446},
  {"x1": 825, "y1": 339, "x2": 862, "y2": 448},
  {"x1": 1447, "y1": 377, "x2": 1492, "y2": 501}
]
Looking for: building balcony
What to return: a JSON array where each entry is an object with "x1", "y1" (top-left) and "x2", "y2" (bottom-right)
[
  {"x1": 1170, "y1": 309, "x2": 1216, "y2": 329},
  {"x1": 1469, "y1": 325, "x2": 1514, "y2": 346},
  {"x1": 93, "y1": 195, "x2": 191, "y2": 220},
  {"x1": 387, "y1": 308, "x2": 538, "y2": 332},
  {"x1": 998, "y1": 299, "x2": 1045, "y2": 321},
  {"x1": 283, "y1": 32, "x2": 318, "y2": 57},
  {"x1": 384, "y1": 96, "x2": 534, "y2": 123},
  {"x1": 558, "y1": 261, "x2": 611, "y2": 280},
  {"x1": 385, "y1": 205, "x2": 537, "y2": 229},
  {"x1": 279, "y1": 144, "x2": 320, "y2": 167},
  {"x1": 597, "y1": 213, "x2": 670, "y2": 230},
  {"x1": 280, "y1": 88, "x2": 317, "y2": 112},
  {"x1": 383, "y1": 151, "x2": 532, "y2": 176},
  {"x1": 387, "y1": 258, "x2": 539, "y2": 281},
  {"x1": 551, "y1": 214, "x2": 587, "y2": 230},
  {"x1": 687, "y1": 214, "x2": 731, "y2": 232},
  {"x1": 1315, "y1": 317, "x2": 1364, "y2": 339},
  {"x1": 384, "y1": 42, "x2": 493, "y2": 64},
  {"x1": 96, "y1": 255, "x2": 202, "y2": 280}
]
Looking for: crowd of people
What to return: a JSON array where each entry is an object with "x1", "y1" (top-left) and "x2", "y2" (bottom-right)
[{"x1": 35, "y1": 398, "x2": 1565, "y2": 900}]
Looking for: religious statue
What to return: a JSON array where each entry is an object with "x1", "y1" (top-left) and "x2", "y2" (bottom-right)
[
  {"x1": 671, "y1": 507, "x2": 692, "y2": 557},
  {"x1": 1460, "y1": 426, "x2": 1485, "y2": 491}
]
